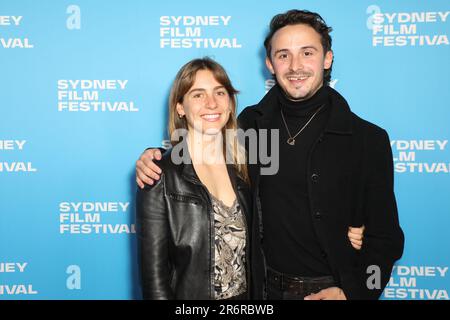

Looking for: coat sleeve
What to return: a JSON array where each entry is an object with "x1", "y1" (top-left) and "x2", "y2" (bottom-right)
[
  {"x1": 136, "y1": 174, "x2": 174, "y2": 299},
  {"x1": 341, "y1": 129, "x2": 404, "y2": 300},
  {"x1": 237, "y1": 106, "x2": 254, "y2": 131}
]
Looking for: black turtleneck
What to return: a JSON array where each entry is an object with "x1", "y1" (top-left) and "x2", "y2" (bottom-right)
[{"x1": 259, "y1": 84, "x2": 333, "y2": 277}]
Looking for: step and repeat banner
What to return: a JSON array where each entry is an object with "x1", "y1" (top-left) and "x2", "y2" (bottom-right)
[{"x1": 1, "y1": 0, "x2": 449, "y2": 300}]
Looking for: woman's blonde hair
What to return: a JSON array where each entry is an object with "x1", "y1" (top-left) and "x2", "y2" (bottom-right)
[{"x1": 168, "y1": 57, "x2": 249, "y2": 184}]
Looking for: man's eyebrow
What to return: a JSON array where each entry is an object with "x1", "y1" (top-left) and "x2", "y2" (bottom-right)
[
  {"x1": 301, "y1": 45, "x2": 319, "y2": 51},
  {"x1": 273, "y1": 49, "x2": 289, "y2": 56},
  {"x1": 273, "y1": 46, "x2": 319, "y2": 55}
]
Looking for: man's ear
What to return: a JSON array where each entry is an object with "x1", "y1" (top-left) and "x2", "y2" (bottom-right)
[
  {"x1": 265, "y1": 56, "x2": 275, "y2": 75},
  {"x1": 324, "y1": 50, "x2": 333, "y2": 70}
]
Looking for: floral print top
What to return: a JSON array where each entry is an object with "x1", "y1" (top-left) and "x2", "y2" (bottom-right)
[{"x1": 209, "y1": 192, "x2": 247, "y2": 300}]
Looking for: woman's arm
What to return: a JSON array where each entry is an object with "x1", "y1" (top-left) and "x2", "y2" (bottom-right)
[{"x1": 136, "y1": 176, "x2": 173, "y2": 299}]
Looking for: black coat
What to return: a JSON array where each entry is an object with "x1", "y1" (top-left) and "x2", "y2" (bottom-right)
[
  {"x1": 136, "y1": 148, "x2": 254, "y2": 300},
  {"x1": 238, "y1": 85, "x2": 404, "y2": 300}
]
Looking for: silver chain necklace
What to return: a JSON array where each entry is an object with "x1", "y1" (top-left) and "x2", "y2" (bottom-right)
[{"x1": 280, "y1": 104, "x2": 325, "y2": 146}]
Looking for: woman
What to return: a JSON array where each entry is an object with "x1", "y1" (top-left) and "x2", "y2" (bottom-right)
[{"x1": 136, "y1": 58, "x2": 252, "y2": 300}]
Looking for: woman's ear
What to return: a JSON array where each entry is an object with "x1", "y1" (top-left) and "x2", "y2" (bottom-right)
[{"x1": 176, "y1": 102, "x2": 185, "y2": 117}]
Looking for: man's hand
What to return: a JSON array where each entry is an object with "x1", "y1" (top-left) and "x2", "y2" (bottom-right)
[
  {"x1": 304, "y1": 287, "x2": 347, "y2": 300},
  {"x1": 136, "y1": 149, "x2": 163, "y2": 188},
  {"x1": 348, "y1": 225, "x2": 365, "y2": 250}
]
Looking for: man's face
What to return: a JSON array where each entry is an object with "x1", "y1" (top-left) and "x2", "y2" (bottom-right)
[{"x1": 266, "y1": 23, "x2": 333, "y2": 101}]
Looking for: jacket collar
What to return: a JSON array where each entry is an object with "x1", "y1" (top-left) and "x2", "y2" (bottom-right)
[
  {"x1": 175, "y1": 140, "x2": 247, "y2": 191},
  {"x1": 253, "y1": 84, "x2": 353, "y2": 135}
]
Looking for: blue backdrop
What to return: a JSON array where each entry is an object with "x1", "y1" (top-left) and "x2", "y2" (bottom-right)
[{"x1": 1, "y1": 0, "x2": 449, "y2": 300}]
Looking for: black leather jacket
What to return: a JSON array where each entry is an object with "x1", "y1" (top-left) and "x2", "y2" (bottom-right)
[{"x1": 136, "y1": 148, "x2": 253, "y2": 300}]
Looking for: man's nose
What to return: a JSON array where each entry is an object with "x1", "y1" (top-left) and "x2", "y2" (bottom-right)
[{"x1": 290, "y1": 56, "x2": 304, "y2": 72}]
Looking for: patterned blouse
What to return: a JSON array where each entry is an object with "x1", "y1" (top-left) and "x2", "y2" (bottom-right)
[{"x1": 209, "y1": 193, "x2": 247, "y2": 300}]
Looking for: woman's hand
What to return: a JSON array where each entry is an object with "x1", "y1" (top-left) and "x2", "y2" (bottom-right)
[{"x1": 348, "y1": 225, "x2": 365, "y2": 250}]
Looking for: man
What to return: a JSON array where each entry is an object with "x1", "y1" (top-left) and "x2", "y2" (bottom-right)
[{"x1": 136, "y1": 10, "x2": 404, "y2": 300}]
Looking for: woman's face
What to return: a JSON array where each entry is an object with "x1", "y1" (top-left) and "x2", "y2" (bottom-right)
[{"x1": 177, "y1": 69, "x2": 232, "y2": 136}]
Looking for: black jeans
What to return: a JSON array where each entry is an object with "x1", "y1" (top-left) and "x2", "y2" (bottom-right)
[{"x1": 266, "y1": 267, "x2": 336, "y2": 300}]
